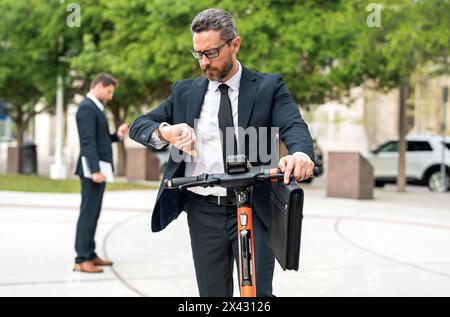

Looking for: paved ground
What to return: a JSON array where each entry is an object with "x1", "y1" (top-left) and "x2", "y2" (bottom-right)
[{"x1": 0, "y1": 181, "x2": 449, "y2": 297}]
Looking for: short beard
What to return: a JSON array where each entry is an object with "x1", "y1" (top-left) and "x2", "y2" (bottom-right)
[{"x1": 203, "y1": 56, "x2": 234, "y2": 82}]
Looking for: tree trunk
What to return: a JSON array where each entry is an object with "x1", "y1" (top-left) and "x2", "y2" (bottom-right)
[
  {"x1": 15, "y1": 121, "x2": 24, "y2": 147},
  {"x1": 110, "y1": 105, "x2": 128, "y2": 176},
  {"x1": 12, "y1": 119, "x2": 25, "y2": 174},
  {"x1": 397, "y1": 81, "x2": 408, "y2": 192}
]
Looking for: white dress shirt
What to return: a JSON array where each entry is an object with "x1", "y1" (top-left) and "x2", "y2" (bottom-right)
[
  {"x1": 86, "y1": 93, "x2": 105, "y2": 111},
  {"x1": 150, "y1": 61, "x2": 312, "y2": 196},
  {"x1": 183, "y1": 62, "x2": 243, "y2": 196}
]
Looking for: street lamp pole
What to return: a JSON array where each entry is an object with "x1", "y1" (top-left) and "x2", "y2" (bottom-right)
[
  {"x1": 50, "y1": 75, "x2": 67, "y2": 179},
  {"x1": 50, "y1": 35, "x2": 67, "y2": 180}
]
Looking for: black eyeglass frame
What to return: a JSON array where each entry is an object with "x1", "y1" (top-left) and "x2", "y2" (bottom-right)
[{"x1": 190, "y1": 39, "x2": 233, "y2": 60}]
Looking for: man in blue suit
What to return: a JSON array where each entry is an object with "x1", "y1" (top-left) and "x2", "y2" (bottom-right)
[
  {"x1": 74, "y1": 73, "x2": 129, "y2": 273},
  {"x1": 130, "y1": 9, "x2": 314, "y2": 296}
]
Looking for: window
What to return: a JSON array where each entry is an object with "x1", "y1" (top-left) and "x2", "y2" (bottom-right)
[
  {"x1": 407, "y1": 141, "x2": 433, "y2": 152},
  {"x1": 375, "y1": 141, "x2": 398, "y2": 153}
]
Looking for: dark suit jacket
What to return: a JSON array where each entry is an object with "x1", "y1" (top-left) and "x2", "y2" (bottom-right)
[
  {"x1": 75, "y1": 97, "x2": 119, "y2": 176},
  {"x1": 130, "y1": 66, "x2": 314, "y2": 232}
]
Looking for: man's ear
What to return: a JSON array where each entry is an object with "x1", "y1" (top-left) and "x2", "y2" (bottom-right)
[{"x1": 232, "y1": 37, "x2": 241, "y2": 53}]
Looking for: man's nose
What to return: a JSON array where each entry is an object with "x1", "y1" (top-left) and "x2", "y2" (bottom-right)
[{"x1": 200, "y1": 55, "x2": 211, "y2": 66}]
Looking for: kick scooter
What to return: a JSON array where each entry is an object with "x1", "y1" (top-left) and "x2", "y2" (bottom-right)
[{"x1": 165, "y1": 154, "x2": 319, "y2": 297}]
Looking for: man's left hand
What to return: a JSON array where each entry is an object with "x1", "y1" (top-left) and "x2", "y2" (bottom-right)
[
  {"x1": 117, "y1": 123, "x2": 129, "y2": 140},
  {"x1": 278, "y1": 152, "x2": 315, "y2": 184}
]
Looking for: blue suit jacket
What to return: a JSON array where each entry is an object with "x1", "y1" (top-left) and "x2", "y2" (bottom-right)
[
  {"x1": 75, "y1": 98, "x2": 119, "y2": 176},
  {"x1": 130, "y1": 66, "x2": 314, "y2": 232}
]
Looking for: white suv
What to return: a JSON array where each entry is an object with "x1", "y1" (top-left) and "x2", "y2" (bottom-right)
[{"x1": 366, "y1": 135, "x2": 450, "y2": 192}]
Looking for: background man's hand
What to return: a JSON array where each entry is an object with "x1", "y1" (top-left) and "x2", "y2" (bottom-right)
[
  {"x1": 117, "y1": 123, "x2": 129, "y2": 140},
  {"x1": 92, "y1": 172, "x2": 107, "y2": 183},
  {"x1": 161, "y1": 123, "x2": 197, "y2": 157},
  {"x1": 278, "y1": 152, "x2": 315, "y2": 184}
]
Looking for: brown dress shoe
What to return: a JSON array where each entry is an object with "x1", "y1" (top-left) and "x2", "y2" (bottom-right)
[
  {"x1": 73, "y1": 260, "x2": 103, "y2": 273},
  {"x1": 93, "y1": 256, "x2": 113, "y2": 266}
]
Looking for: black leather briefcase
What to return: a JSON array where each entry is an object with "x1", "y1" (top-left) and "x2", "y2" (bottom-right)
[{"x1": 267, "y1": 180, "x2": 304, "y2": 271}]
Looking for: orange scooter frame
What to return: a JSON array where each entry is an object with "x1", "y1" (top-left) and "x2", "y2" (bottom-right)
[
  {"x1": 235, "y1": 168, "x2": 278, "y2": 297},
  {"x1": 235, "y1": 189, "x2": 256, "y2": 297}
]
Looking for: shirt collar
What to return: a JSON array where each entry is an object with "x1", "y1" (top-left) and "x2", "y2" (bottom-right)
[
  {"x1": 86, "y1": 93, "x2": 104, "y2": 111},
  {"x1": 209, "y1": 61, "x2": 242, "y2": 93}
]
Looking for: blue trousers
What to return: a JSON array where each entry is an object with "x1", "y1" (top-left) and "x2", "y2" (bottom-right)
[{"x1": 75, "y1": 177, "x2": 105, "y2": 264}]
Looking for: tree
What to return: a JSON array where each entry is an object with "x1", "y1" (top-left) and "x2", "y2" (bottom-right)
[
  {"x1": 0, "y1": 0, "x2": 49, "y2": 146},
  {"x1": 71, "y1": 0, "x2": 449, "y2": 182},
  {"x1": 70, "y1": 0, "x2": 203, "y2": 175},
  {"x1": 0, "y1": 0, "x2": 83, "y2": 166},
  {"x1": 352, "y1": 0, "x2": 450, "y2": 191},
  {"x1": 69, "y1": 1, "x2": 168, "y2": 175},
  {"x1": 2, "y1": 0, "x2": 448, "y2": 182}
]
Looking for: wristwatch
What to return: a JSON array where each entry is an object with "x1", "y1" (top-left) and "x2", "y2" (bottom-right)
[{"x1": 157, "y1": 122, "x2": 170, "y2": 144}]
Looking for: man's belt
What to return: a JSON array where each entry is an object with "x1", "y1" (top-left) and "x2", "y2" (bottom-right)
[{"x1": 191, "y1": 193, "x2": 236, "y2": 207}]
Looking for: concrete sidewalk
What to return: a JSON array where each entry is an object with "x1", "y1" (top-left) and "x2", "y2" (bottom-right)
[{"x1": 0, "y1": 184, "x2": 450, "y2": 297}]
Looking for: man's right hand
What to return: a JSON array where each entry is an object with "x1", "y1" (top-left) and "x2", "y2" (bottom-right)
[
  {"x1": 160, "y1": 123, "x2": 197, "y2": 157},
  {"x1": 92, "y1": 172, "x2": 107, "y2": 183}
]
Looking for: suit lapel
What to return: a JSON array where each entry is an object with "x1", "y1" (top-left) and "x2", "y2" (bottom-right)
[
  {"x1": 85, "y1": 98, "x2": 109, "y2": 130},
  {"x1": 86, "y1": 97, "x2": 106, "y2": 117},
  {"x1": 238, "y1": 67, "x2": 258, "y2": 128},
  {"x1": 186, "y1": 77, "x2": 208, "y2": 128},
  {"x1": 186, "y1": 67, "x2": 257, "y2": 129}
]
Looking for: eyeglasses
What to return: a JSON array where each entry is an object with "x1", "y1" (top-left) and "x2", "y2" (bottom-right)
[{"x1": 191, "y1": 39, "x2": 233, "y2": 60}]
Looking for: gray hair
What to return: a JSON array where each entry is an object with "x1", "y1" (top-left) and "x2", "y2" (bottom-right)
[{"x1": 190, "y1": 8, "x2": 239, "y2": 41}]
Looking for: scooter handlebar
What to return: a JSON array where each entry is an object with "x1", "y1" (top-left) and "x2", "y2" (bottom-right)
[
  {"x1": 164, "y1": 166, "x2": 322, "y2": 189},
  {"x1": 164, "y1": 175, "x2": 204, "y2": 189}
]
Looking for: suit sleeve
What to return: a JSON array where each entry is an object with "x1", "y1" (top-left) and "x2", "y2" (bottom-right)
[
  {"x1": 110, "y1": 133, "x2": 120, "y2": 142},
  {"x1": 76, "y1": 106, "x2": 100, "y2": 173},
  {"x1": 271, "y1": 75, "x2": 314, "y2": 161},
  {"x1": 129, "y1": 82, "x2": 177, "y2": 149}
]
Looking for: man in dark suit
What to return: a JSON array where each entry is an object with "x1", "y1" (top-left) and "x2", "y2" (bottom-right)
[
  {"x1": 130, "y1": 9, "x2": 314, "y2": 296},
  {"x1": 74, "y1": 73, "x2": 129, "y2": 273}
]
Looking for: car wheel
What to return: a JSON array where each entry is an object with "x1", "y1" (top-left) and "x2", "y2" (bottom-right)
[
  {"x1": 374, "y1": 180, "x2": 385, "y2": 187},
  {"x1": 427, "y1": 171, "x2": 450, "y2": 192}
]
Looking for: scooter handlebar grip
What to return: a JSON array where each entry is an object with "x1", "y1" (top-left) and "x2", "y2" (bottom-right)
[{"x1": 165, "y1": 176, "x2": 199, "y2": 188}]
